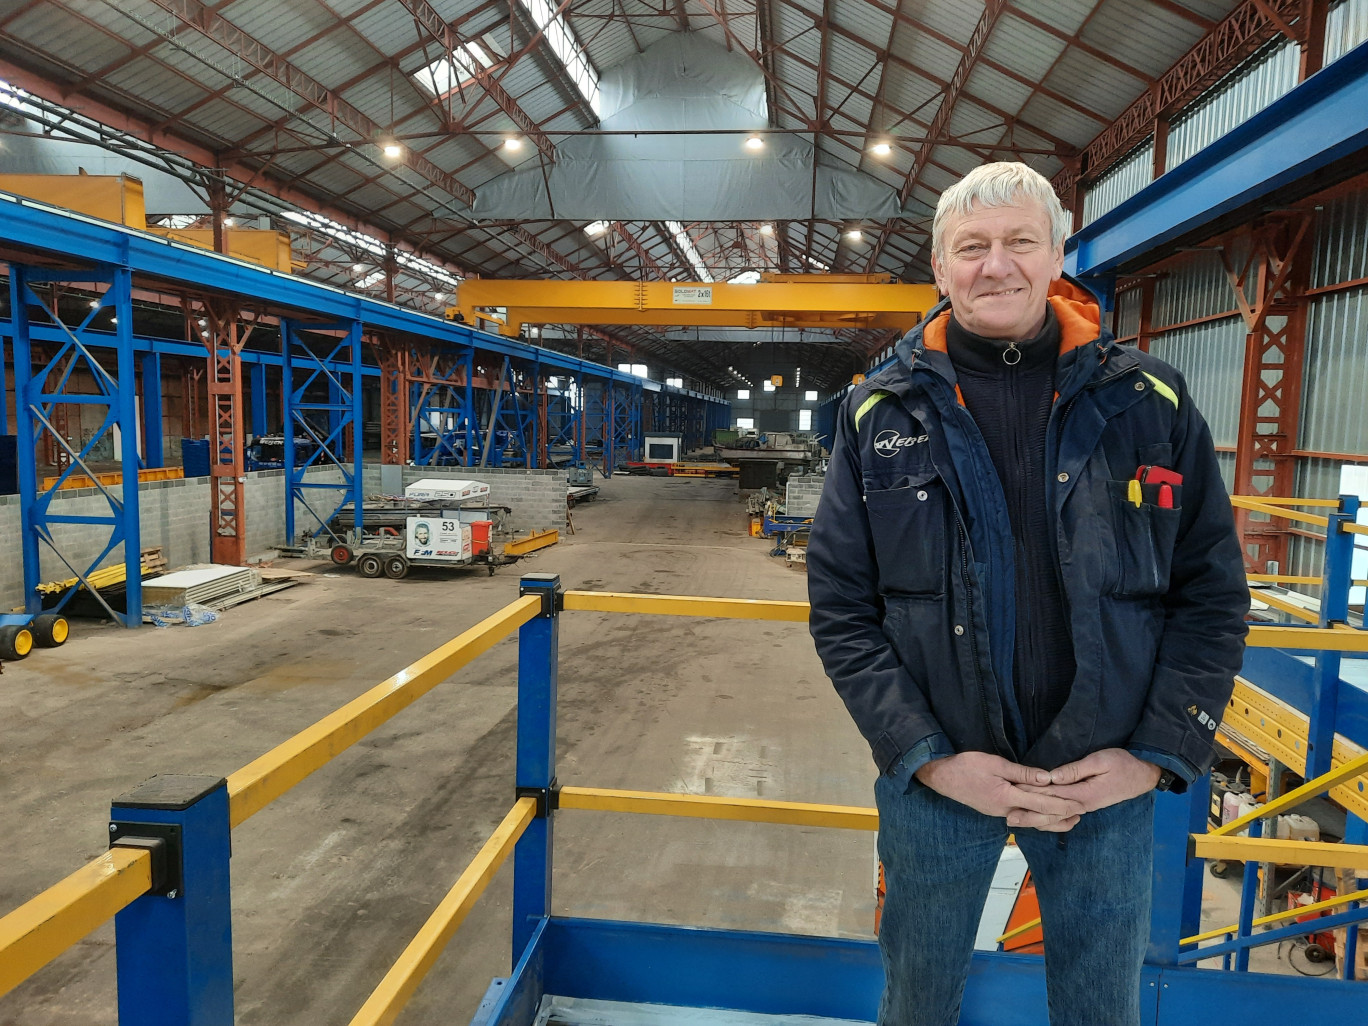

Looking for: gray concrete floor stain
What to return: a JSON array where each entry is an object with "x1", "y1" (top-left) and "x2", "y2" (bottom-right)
[{"x1": 1, "y1": 476, "x2": 874, "y2": 1025}]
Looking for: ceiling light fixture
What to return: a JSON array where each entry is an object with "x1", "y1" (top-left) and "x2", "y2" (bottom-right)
[
  {"x1": 383, "y1": 143, "x2": 403, "y2": 158},
  {"x1": 221, "y1": 216, "x2": 234, "y2": 227},
  {"x1": 585, "y1": 220, "x2": 609, "y2": 236},
  {"x1": 845, "y1": 229, "x2": 864, "y2": 242},
  {"x1": 871, "y1": 141, "x2": 892, "y2": 156},
  {"x1": 504, "y1": 137, "x2": 523, "y2": 151},
  {"x1": 759, "y1": 223, "x2": 774, "y2": 235},
  {"x1": 745, "y1": 135, "x2": 764, "y2": 151}
]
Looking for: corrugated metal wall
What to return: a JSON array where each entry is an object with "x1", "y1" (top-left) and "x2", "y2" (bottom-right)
[
  {"x1": 1113, "y1": 284, "x2": 1143, "y2": 339},
  {"x1": 1081, "y1": 141, "x2": 1154, "y2": 226},
  {"x1": 1302, "y1": 285, "x2": 1368, "y2": 454},
  {"x1": 1153, "y1": 250, "x2": 1241, "y2": 326},
  {"x1": 1147, "y1": 318, "x2": 1245, "y2": 447},
  {"x1": 1166, "y1": 39, "x2": 1300, "y2": 171},
  {"x1": 1326, "y1": 0, "x2": 1368, "y2": 64},
  {"x1": 1311, "y1": 188, "x2": 1368, "y2": 288}
]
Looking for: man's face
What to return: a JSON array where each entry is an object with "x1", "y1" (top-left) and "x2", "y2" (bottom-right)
[{"x1": 931, "y1": 197, "x2": 1064, "y2": 341}]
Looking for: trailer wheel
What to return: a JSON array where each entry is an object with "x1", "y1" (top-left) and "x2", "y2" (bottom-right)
[
  {"x1": 330, "y1": 544, "x2": 353, "y2": 566},
  {"x1": 0, "y1": 625, "x2": 34, "y2": 660},
  {"x1": 357, "y1": 553, "x2": 384, "y2": 578},
  {"x1": 384, "y1": 555, "x2": 410, "y2": 580},
  {"x1": 32, "y1": 614, "x2": 68, "y2": 647}
]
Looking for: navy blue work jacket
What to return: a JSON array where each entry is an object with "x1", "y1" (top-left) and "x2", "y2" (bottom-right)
[{"x1": 807, "y1": 278, "x2": 1249, "y2": 786}]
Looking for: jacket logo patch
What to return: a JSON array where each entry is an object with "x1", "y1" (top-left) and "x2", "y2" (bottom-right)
[{"x1": 873, "y1": 429, "x2": 929, "y2": 457}]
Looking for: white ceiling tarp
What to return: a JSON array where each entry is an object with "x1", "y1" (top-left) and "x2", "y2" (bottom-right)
[{"x1": 472, "y1": 33, "x2": 902, "y2": 221}]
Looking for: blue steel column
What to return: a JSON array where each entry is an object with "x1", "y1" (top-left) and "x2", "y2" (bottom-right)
[
  {"x1": 9, "y1": 265, "x2": 42, "y2": 609},
  {"x1": 281, "y1": 318, "x2": 297, "y2": 544},
  {"x1": 1234, "y1": 818, "x2": 1263, "y2": 972},
  {"x1": 112, "y1": 774, "x2": 233, "y2": 1026},
  {"x1": 1147, "y1": 780, "x2": 1209, "y2": 965},
  {"x1": 112, "y1": 268, "x2": 144, "y2": 625},
  {"x1": 140, "y1": 350, "x2": 164, "y2": 468},
  {"x1": 1307, "y1": 495, "x2": 1358, "y2": 778},
  {"x1": 0, "y1": 325, "x2": 8, "y2": 437},
  {"x1": 463, "y1": 349, "x2": 476, "y2": 467},
  {"x1": 513, "y1": 572, "x2": 562, "y2": 965},
  {"x1": 250, "y1": 360, "x2": 268, "y2": 437}
]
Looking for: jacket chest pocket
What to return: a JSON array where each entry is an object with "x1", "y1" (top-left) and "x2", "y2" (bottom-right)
[
  {"x1": 1107, "y1": 480, "x2": 1182, "y2": 596},
  {"x1": 864, "y1": 471, "x2": 950, "y2": 597}
]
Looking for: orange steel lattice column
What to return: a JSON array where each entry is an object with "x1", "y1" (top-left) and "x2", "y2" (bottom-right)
[
  {"x1": 1227, "y1": 213, "x2": 1313, "y2": 573},
  {"x1": 374, "y1": 338, "x2": 407, "y2": 465},
  {"x1": 199, "y1": 300, "x2": 248, "y2": 565}
]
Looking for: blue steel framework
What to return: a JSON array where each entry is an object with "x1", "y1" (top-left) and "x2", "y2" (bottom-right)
[
  {"x1": 0, "y1": 196, "x2": 726, "y2": 609},
  {"x1": 279, "y1": 318, "x2": 364, "y2": 546},
  {"x1": 6, "y1": 263, "x2": 143, "y2": 626}
]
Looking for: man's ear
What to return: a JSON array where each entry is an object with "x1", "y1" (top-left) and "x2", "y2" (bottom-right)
[
  {"x1": 931, "y1": 251, "x2": 948, "y2": 295},
  {"x1": 1050, "y1": 242, "x2": 1065, "y2": 282}
]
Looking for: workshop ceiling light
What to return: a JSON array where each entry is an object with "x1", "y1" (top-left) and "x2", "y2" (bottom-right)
[
  {"x1": 433, "y1": 292, "x2": 445, "y2": 301},
  {"x1": 745, "y1": 135, "x2": 764, "y2": 151},
  {"x1": 845, "y1": 229, "x2": 864, "y2": 242},
  {"x1": 353, "y1": 263, "x2": 365, "y2": 272},
  {"x1": 585, "y1": 220, "x2": 609, "y2": 236},
  {"x1": 504, "y1": 137, "x2": 523, "y2": 151},
  {"x1": 871, "y1": 141, "x2": 892, "y2": 156},
  {"x1": 221, "y1": 217, "x2": 234, "y2": 227},
  {"x1": 382, "y1": 143, "x2": 403, "y2": 158},
  {"x1": 759, "y1": 223, "x2": 774, "y2": 235}
]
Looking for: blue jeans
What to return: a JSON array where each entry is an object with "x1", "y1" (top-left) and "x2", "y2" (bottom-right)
[{"x1": 874, "y1": 773, "x2": 1154, "y2": 1026}]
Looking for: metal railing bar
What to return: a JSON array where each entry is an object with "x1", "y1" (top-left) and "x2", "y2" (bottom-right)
[
  {"x1": 562, "y1": 591, "x2": 810, "y2": 622},
  {"x1": 1229, "y1": 497, "x2": 1331, "y2": 529},
  {"x1": 1210, "y1": 749, "x2": 1368, "y2": 837},
  {"x1": 1249, "y1": 588, "x2": 1320, "y2": 623},
  {"x1": 1246, "y1": 625, "x2": 1368, "y2": 651},
  {"x1": 1190, "y1": 835, "x2": 1368, "y2": 869},
  {"x1": 1183, "y1": 887, "x2": 1368, "y2": 946},
  {"x1": 557, "y1": 786, "x2": 879, "y2": 831},
  {"x1": 226, "y1": 594, "x2": 542, "y2": 828},
  {"x1": 1229, "y1": 497, "x2": 1341, "y2": 508},
  {"x1": 346, "y1": 797, "x2": 538, "y2": 1026},
  {"x1": 1177, "y1": 902, "x2": 1368, "y2": 964},
  {"x1": 0, "y1": 847, "x2": 152, "y2": 1001}
]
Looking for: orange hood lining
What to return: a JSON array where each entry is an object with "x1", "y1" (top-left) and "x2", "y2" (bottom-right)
[{"x1": 920, "y1": 279, "x2": 1101, "y2": 357}]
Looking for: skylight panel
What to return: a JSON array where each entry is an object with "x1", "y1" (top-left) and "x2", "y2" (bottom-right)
[
  {"x1": 516, "y1": 0, "x2": 601, "y2": 113},
  {"x1": 666, "y1": 220, "x2": 712, "y2": 283},
  {"x1": 412, "y1": 40, "x2": 498, "y2": 98}
]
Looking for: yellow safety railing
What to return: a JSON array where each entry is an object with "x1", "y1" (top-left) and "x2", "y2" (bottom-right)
[
  {"x1": 8, "y1": 582, "x2": 1368, "y2": 1016},
  {"x1": 0, "y1": 595, "x2": 541, "y2": 1006},
  {"x1": 1183, "y1": 887, "x2": 1368, "y2": 946},
  {"x1": 0, "y1": 848, "x2": 152, "y2": 1000}
]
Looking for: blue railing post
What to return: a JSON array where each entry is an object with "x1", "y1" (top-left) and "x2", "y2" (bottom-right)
[
  {"x1": 1307, "y1": 494, "x2": 1359, "y2": 778},
  {"x1": 1147, "y1": 777, "x2": 1209, "y2": 965},
  {"x1": 111, "y1": 774, "x2": 233, "y2": 1025},
  {"x1": 513, "y1": 573, "x2": 562, "y2": 965},
  {"x1": 1234, "y1": 817, "x2": 1263, "y2": 972}
]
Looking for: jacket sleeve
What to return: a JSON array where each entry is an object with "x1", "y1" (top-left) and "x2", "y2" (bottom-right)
[
  {"x1": 1126, "y1": 380, "x2": 1249, "y2": 788},
  {"x1": 807, "y1": 397, "x2": 954, "y2": 774}
]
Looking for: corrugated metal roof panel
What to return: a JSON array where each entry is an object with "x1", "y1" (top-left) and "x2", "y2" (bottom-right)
[
  {"x1": 1043, "y1": 48, "x2": 1146, "y2": 119},
  {"x1": 891, "y1": 30, "x2": 962, "y2": 85},
  {"x1": 8, "y1": 11, "x2": 130, "y2": 69},
  {"x1": 983, "y1": 14, "x2": 1065, "y2": 82},
  {"x1": 1080, "y1": 1, "x2": 1205, "y2": 77},
  {"x1": 181, "y1": 102, "x2": 271, "y2": 141},
  {"x1": 910, "y1": 0, "x2": 982, "y2": 43},
  {"x1": 1018, "y1": 94, "x2": 1105, "y2": 146},
  {"x1": 104, "y1": 60, "x2": 214, "y2": 113},
  {"x1": 962, "y1": 64, "x2": 1036, "y2": 116},
  {"x1": 288, "y1": 32, "x2": 379, "y2": 90},
  {"x1": 345, "y1": 7, "x2": 430, "y2": 56},
  {"x1": 219, "y1": 0, "x2": 343, "y2": 55},
  {"x1": 138, "y1": 42, "x2": 235, "y2": 92},
  {"x1": 836, "y1": 0, "x2": 895, "y2": 49},
  {"x1": 1009, "y1": 0, "x2": 1096, "y2": 33}
]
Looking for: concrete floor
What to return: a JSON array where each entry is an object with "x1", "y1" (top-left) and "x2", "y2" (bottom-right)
[
  {"x1": 0, "y1": 475, "x2": 876, "y2": 1026},
  {"x1": 0, "y1": 474, "x2": 1321, "y2": 1026}
]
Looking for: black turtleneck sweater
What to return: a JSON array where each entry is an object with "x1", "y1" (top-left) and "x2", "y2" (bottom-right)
[{"x1": 947, "y1": 308, "x2": 1075, "y2": 750}]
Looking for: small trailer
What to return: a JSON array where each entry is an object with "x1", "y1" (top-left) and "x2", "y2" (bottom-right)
[{"x1": 296, "y1": 480, "x2": 516, "y2": 579}]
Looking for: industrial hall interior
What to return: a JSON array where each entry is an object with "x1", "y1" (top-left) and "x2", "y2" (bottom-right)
[{"x1": 7, "y1": 0, "x2": 1368, "y2": 1023}]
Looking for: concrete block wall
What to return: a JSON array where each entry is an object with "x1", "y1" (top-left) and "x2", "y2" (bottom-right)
[
  {"x1": 0, "y1": 463, "x2": 565, "y2": 610},
  {"x1": 397, "y1": 465, "x2": 566, "y2": 534},
  {"x1": 786, "y1": 473, "x2": 826, "y2": 517}
]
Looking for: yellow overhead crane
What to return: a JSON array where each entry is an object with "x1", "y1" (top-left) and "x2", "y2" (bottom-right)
[{"x1": 450, "y1": 273, "x2": 941, "y2": 336}]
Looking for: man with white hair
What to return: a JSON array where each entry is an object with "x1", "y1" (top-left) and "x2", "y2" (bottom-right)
[{"x1": 807, "y1": 162, "x2": 1248, "y2": 1025}]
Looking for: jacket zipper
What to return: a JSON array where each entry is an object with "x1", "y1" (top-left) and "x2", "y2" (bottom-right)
[{"x1": 953, "y1": 503, "x2": 1008, "y2": 758}]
